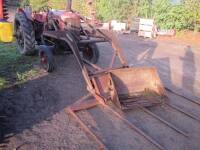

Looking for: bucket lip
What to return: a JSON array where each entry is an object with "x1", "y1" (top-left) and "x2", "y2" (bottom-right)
[
  {"x1": 110, "y1": 66, "x2": 157, "y2": 72},
  {"x1": 91, "y1": 66, "x2": 158, "y2": 78},
  {"x1": 109, "y1": 66, "x2": 158, "y2": 75}
]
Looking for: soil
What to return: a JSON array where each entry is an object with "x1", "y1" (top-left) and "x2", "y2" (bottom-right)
[
  {"x1": 157, "y1": 31, "x2": 200, "y2": 47},
  {"x1": 0, "y1": 33, "x2": 200, "y2": 150}
]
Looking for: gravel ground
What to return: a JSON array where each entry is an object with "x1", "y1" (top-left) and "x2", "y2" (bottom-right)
[{"x1": 0, "y1": 34, "x2": 200, "y2": 150}]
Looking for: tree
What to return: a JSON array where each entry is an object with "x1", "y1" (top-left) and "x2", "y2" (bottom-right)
[
  {"x1": 96, "y1": 0, "x2": 113, "y2": 21},
  {"x1": 96, "y1": 0, "x2": 139, "y2": 21},
  {"x1": 19, "y1": 0, "x2": 200, "y2": 31},
  {"x1": 138, "y1": 0, "x2": 153, "y2": 18},
  {"x1": 29, "y1": 0, "x2": 49, "y2": 10},
  {"x1": 20, "y1": 0, "x2": 30, "y2": 6},
  {"x1": 184, "y1": 0, "x2": 200, "y2": 31}
]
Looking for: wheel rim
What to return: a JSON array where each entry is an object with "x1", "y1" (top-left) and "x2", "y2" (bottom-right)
[
  {"x1": 40, "y1": 52, "x2": 49, "y2": 70},
  {"x1": 83, "y1": 45, "x2": 94, "y2": 61}
]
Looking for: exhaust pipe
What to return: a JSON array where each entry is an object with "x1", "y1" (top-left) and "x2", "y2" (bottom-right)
[{"x1": 66, "y1": 0, "x2": 72, "y2": 11}]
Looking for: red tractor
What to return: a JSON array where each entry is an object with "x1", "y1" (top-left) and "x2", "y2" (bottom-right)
[
  {"x1": 14, "y1": 0, "x2": 100, "y2": 72},
  {"x1": 14, "y1": 0, "x2": 166, "y2": 112}
]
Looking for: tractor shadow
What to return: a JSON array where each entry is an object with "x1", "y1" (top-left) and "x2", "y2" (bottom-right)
[{"x1": 0, "y1": 54, "x2": 87, "y2": 148}]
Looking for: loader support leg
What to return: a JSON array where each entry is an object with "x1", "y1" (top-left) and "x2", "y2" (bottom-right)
[{"x1": 66, "y1": 107, "x2": 106, "y2": 150}]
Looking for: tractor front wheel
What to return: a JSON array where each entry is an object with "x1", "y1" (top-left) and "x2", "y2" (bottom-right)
[
  {"x1": 39, "y1": 46, "x2": 55, "y2": 73},
  {"x1": 82, "y1": 44, "x2": 99, "y2": 64}
]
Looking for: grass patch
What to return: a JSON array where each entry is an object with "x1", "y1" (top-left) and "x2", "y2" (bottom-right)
[
  {"x1": 0, "y1": 43, "x2": 40, "y2": 89},
  {"x1": 16, "y1": 69, "x2": 40, "y2": 84},
  {"x1": 0, "y1": 77, "x2": 8, "y2": 90}
]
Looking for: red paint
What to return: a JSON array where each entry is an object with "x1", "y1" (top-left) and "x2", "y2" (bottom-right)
[
  {"x1": 33, "y1": 13, "x2": 47, "y2": 23},
  {"x1": 0, "y1": 0, "x2": 3, "y2": 19}
]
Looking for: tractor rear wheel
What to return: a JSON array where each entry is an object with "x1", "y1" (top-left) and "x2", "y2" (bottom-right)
[
  {"x1": 14, "y1": 12, "x2": 35, "y2": 55},
  {"x1": 82, "y1": 44, "x2": 99, "y2": 64}
]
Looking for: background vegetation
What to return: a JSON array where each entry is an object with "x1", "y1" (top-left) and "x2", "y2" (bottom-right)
[{"x1": 20, "y1": 0, "x2": 200, "y2": 31}]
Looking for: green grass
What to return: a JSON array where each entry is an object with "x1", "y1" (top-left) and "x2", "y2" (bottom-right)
[
  {"x1": 0, "y1": 77, "x2": 8, "y2": 88},
  {"x1": 0, "y1": 43, "x2": 39, "y2": 90}
]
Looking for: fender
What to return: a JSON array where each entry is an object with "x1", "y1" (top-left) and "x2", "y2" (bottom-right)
[{"x1": 14, "y1": 8, "x2": 33, "y2": 36}]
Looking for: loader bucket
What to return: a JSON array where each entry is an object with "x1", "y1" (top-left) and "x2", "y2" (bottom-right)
[{"x1": 92, "y1": 67, "x2": 166, "y2": 109}]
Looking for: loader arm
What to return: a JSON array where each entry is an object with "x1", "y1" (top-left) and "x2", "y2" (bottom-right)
[{"x1": 62, "y1": 31, "x2": 94, "y2": 91}]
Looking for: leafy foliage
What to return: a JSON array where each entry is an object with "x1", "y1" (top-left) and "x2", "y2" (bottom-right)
[
  {"x1": 72, "y1": 0, "x2": 90, "y2": 16},
  {"x1": 20, "y1": 0, "x2": 200, "y2": 31},
  {"x1": 138, "y1": 0, "x2": 153, "y2": 18},
  {"x1": 184, "y1": 0, "x2": 200, "y2": 31},
  {"x1": 153, "y1": 2, "x2": 189, "y2": 30},
  {"x1": 96, "y1": 0, "x2": 139, "y2": 21},
  {"x1": 30, "y1": 0, "x2": 49, "y2": 11},
  {"x1": 21, "y1": 0, "x2": 49, "y2": 11}
]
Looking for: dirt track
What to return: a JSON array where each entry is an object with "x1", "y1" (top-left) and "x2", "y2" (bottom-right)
[{"x1": 0, "y1": 34, "x2": 200, "y2": 150}]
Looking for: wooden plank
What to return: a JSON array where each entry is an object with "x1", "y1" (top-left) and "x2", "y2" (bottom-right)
[
  {"x1": 139, "y1": 25, "x2": 153, "y2": 32},
  {"x1": 140, "y1": 19, "x2": 154, "y2": 25},
  {"x1": 138, "y1": 18, "x2": 155, "y2": 38},
  {"x1": 138, "y1": 31, "x2": 152, "y2": 38}
]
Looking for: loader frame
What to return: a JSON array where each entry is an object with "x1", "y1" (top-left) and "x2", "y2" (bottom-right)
[{"x1": 43, "y1": 16, "x2": 168, "y2": 150}]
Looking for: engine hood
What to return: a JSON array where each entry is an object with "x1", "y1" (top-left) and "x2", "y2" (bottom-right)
[{"x1": 51, "y1": 10, "x2": 80, "y2": 21}]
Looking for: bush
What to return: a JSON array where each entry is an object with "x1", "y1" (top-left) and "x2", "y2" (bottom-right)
[
  {"x1": 20, "y1": 0, "x2": 200, "y2": 31},
  {"x1": 148, "y1": 0, "x2": 200, "y2": 31},
  {"x1": 154, "y1": 3, "x2": 190, "y2": 30}
]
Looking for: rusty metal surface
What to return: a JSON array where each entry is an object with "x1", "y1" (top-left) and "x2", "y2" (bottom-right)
[
  {"x1": 110, "y1": 67, "x2": 165, "y2": 96},
  {"x1": 70, "y1": 99, "x2": 99, "y2": 112},
  {"x1": 90, "y1": 67, "x2": 166, "y2": 109}
]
